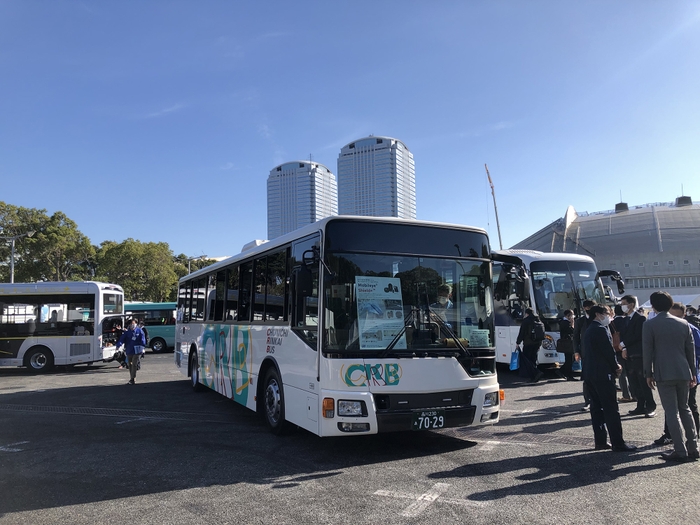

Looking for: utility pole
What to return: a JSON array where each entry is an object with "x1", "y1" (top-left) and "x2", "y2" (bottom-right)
[{"x1": 485, "y1": 164, "x2": 503, "y2": 250}]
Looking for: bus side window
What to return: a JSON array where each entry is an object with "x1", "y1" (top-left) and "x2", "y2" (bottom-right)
[
  {"x1": 178, "y1": 282, "x2": 191, "y2": 323},
  {"x1": 225, "y1": 265, "x2": 239, "y2": 321},
  {"x1": 290, "y1": 234, "x2": 320, "y2": 336},
  {"x1": 238, "y1": 262, "x2": 253, "y2": 322}
]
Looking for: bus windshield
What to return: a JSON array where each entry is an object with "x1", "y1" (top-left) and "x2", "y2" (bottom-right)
[
  {"x1": 530, "y1": 260, "x2": 606, "y2": 320},
  {"x1": 322, "y1": 252, "x2": 494, "y2": 363}
]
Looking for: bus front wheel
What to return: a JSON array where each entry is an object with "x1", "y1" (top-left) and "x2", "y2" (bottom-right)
[
  {"x1": 150, "y1": 338, "x2": 167, "y2": 354},
  {"x1": 263, "y1": 368, "x2": 291, "y2": 435},
  {"x1": 25, "y1": 347, "x2": 54, "y2": 373},
  {"x1": 189, "y1": 351, "x2": 201, "y2": 392}
]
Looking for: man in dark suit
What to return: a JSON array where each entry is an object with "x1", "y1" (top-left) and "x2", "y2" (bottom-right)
[
  {"x1": 582, "y1": 305, "x2": 637, "y2": 452},
  {"x1": 643, "y1": 292, "x2": 698, "y2": 463},
  {"x1": 574, "y1": 300, "x2": 596, "y2": 410},
  {"x1": 619, "y1": 295, "x2": 657, "y2": 417}
]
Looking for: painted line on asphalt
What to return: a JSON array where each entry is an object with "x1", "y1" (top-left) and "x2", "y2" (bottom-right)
[
  {"x1": 0, "y1": 440, "x2": 30, "y2": 452},
  {"x1": 374, "y1": 483, "x2": 488, "y2": 516}
]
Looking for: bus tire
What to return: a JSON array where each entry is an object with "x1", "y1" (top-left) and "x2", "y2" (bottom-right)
[
  {"x1": 263, "y1": 367, "x2": 291, "y2": 435},
  {"x1": 150, "y1": 338, "x2": 167, "y2": 354},
  {"x1": 189, "y1": 350, "x2": 201, "y2": 392},
  {"x1": 25, "y1": 347, "x2": 54, "y2": 373}
]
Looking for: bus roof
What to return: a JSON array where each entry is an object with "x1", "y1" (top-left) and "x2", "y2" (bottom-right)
[
  {"x1": 494, "y1": 249, "x2": 595, "y2": 265},
  {"x1": 181, "y1": 215, "x2": 489, "y2": 283},
  {"x1": 0, "y1": 281, "x2": 124, "y2": 295}
]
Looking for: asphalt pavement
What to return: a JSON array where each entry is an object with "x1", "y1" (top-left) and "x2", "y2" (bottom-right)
[{"x1": 0, "y1": 356, "x2": 698, "y2": 525}]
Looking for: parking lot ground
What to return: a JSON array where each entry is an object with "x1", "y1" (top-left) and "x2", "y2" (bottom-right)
[{"x1": 1, "y1": 356, "x2": 698, "y2": 525}]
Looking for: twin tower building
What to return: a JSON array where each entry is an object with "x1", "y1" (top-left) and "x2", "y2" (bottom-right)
[{"x1": 267, "y1": 136, "x2": 416, "y2": 239}]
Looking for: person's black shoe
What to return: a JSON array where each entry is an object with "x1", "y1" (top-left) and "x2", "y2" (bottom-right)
[
  {"x1": 595, "y1": 443, "x2": 612, "y2": 450},
  {"x1": 628, "y1": 408, "x2": 646, "y2": 416},
  {"x1": 530, "y1": 371, "x2": 544, "y2": 383},
  {"x1": 653, "y1": 435, "x2": 673, "y2": 446},
  {"x1": 660, "y1": 451, "x2": 691, "y2": 463},
  {"x1": 612, "y1": 443, "x2": 637, "y2": 452},
  {"x1": 581, "y1": 404, "x2": 590, "y2": 411},
  {"x1": 127, "y1": 379, "x2": 135, "y2": 385},
  {"x1": 645, "y1": 411, "x2": 656, "y2": 418}
]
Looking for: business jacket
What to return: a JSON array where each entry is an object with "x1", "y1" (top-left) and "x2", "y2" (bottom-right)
[
  {"x1": 620, "y1": 311, "x2": 645, "y2": 358},
  {"x1": 642, "y1": 311, "x2": 696, "y2": 382},
  {"x1": 573, "y1": 314, "x2": 591, "y2": 355},
  {"x1": 582, "y1": 321, "x2": 619, "y2": 382}
]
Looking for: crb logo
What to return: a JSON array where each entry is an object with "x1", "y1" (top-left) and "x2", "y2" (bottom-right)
[{"x1": 342, "y1": 363, "x2": 401, "y2": 387}]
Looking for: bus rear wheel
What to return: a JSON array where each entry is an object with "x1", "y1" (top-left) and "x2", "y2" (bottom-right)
[
  {"x1": 263, "y1": 368, "x2": 291, "y2": 435},
  {"x1": 25, "y1": 347, "x2": 54, "y2": 373},
  {"x1": 150, "y1": 338, "x2": 167, "y2": 354}
]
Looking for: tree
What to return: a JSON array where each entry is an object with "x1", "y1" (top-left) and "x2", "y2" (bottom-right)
[
  {"x1": 96, "y1": 239, "x2": 179, "y2": 302},
  {"x1": 0, "y1": 202, "x2": 94, "y2": 282}
]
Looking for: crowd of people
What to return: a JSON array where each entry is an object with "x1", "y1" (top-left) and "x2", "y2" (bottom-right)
[{"x1": 518, "y1": 292, "x2": 700, "y2": 463}]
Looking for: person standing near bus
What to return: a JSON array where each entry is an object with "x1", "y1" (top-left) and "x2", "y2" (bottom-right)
[
  {"x1": 516, "y1": 308, "x2": 544, "y2": 382},
  {"x1": 582, "y1": 305, "x2": 636, "y2": 452},
  {"x1": 574, "y1": 300, "x2": 596, "y2": 410},
  {"x1": 116, "y1": 318, "x2": 146, "y2": 385},
  {"x1": 619, "y1": 295, "x2": 657, "y2": 418}
]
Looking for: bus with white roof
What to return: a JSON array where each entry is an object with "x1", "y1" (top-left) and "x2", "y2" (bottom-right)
[
  {"x1": 492, "y1": 249, "x2": 624, "y2": 367},
  {"x1": 175, "y1": 216, "x2": 525, "y2": 436},
  {"x1": 0, "y1": 281, "x2": 125, "y2": 372}
]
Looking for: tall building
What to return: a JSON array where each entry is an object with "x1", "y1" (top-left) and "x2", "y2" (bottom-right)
[
  {"x1": 267, "y1": 161, "x2": 337, "y2": 239},
  {"x1": 337, "y1": 136, "x2": 416, "y2": 219},
  {"x1": 511, "y1": 197, "x2": 700, "y2": 305}
]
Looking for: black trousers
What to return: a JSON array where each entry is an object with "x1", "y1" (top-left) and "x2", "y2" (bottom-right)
[
  {"x1": 626, "y1": 357, "x2": 656, "y2": 412},
  {"x1": 518, "y1": 345, "x2": 540, "y2": 380},
  {"x1": 561, "y1": 352, "x2": 575, "y2": 378},
  {"x1": 585, "y1": 378, "x2": 625, "y2": 448}
]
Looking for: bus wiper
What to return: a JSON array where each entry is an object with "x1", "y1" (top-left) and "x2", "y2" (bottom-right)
[{"x1": 379, "y1": 309, "x2": 414, "y2": 358}]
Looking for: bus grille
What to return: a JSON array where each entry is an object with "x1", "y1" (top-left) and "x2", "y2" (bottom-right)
[{"x1": 70, "y1": 343, "x2": 91, "y2": 356}]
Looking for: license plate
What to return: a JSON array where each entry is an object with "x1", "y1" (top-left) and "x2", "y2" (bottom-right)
[{"x1": 412, "y1": 409, "x2": 445, "y2": 430}]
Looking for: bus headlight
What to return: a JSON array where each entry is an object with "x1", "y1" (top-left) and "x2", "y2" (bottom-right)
[
  {"x1": 338, "y1": 400, "x2": 366, "y2": 417},
  {"x1": 483, "y1": 391, "x2": 499, "y2": 407},
  {"x1": 541, "y1": 335, "x2": 555, "y2": 350}
]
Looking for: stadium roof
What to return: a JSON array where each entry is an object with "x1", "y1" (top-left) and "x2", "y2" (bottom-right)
[{"x1": 512, "y1": 198, "x2": 700, "y2": 256}]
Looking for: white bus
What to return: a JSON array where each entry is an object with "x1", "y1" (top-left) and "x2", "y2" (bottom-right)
[
  {"x1": 0, "y1": 281, "x2": 125, "y2": 372},
  {"x1": 492, "y1": 250, "x2": 624, "y2": 367},
  {"x1": 175, "y1": 216, "x2": 524, "y2": 437}
]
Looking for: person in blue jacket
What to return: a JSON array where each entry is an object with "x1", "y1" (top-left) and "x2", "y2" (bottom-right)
[{"x1": 116, "y1": 318, "x2": 146, "y2": 385}]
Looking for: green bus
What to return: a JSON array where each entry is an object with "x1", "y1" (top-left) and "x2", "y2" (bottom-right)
[{"x1": 124, "y1": 302, "x2": 176, "y2": 353}]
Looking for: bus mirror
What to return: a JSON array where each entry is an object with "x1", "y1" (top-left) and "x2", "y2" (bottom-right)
[
  {"x1": 597, "y1": 270, "x2": 625, "y2": 295},
  {"x1": 302, "y1": 248, "x2": 318, "y2": 268},
  {"x1": 296, "y1": 266, "x2": 314, "y2": 297}
]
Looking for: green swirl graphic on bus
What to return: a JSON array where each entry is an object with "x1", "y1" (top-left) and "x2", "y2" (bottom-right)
[
  {"x1": 342, "y1": 363, "x2": 402, "y2": 387},
  {"x1": 201, "y1": 324, "x2": 252, "y2": 404}
]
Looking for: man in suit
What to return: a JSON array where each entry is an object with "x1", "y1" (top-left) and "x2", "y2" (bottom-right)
[
  {"x1": 643, "y1": 291, "x2": 698, "y2": 462},
  {"x1": 574, "y1": 300, "x2": 596, "y2": 410},
  {"x1": 582, "y1": 305, "x2": 637, "y2": 452},
  {"x1": 619, "y1": 295, "x2": 657, "y2": 417}
]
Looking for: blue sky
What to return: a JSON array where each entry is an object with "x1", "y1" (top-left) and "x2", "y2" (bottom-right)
[{"x1": 1, "y1": 1, "x2": 699, "y2": 258}]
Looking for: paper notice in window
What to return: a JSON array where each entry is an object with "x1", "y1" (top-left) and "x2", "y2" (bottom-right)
[{"x1": 355, "y1": 276, "x2": 407, "y2": 350}]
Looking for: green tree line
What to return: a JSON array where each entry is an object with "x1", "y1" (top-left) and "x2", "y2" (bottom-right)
[{"x1": 0, "y1": 202, "x2": 214, "y2": 301}]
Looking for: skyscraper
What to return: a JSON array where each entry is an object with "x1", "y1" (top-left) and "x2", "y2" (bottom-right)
[
  {"x1": 337, "y1": 136, "x2": 416, "y2": 219},
  {"x1": 267, "y1": 161, "x2": 338, "y2": 239}
]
